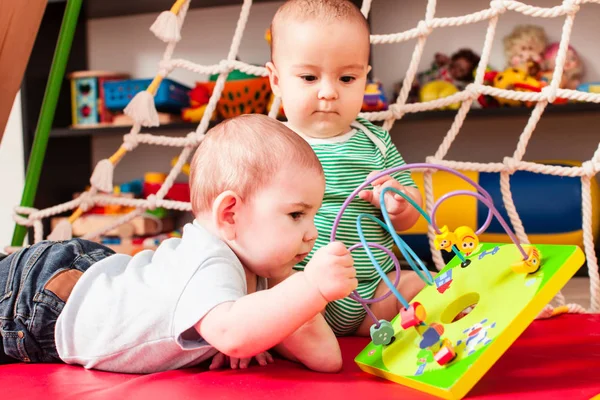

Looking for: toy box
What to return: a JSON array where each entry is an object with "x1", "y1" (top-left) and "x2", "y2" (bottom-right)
[
  {"x1": 103, "y1": 78, "x2": 191, "y2": 113},
  {"x1": 69, "y1": 71, "x2": 129, "y2": 127}
]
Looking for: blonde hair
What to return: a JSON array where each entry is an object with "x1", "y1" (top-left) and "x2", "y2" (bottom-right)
[
  {"x1": 503, "y1": 25, "x2": 547, "y2": 62},
  {"x1": 270, "y1": 0, "x2": 370, "y2": 57},
  {"x1": 189, "y1": 114, "x2": 323, "y2": 216}
]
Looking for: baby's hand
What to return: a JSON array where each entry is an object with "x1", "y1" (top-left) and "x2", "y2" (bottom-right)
[
  {"x1": 209, "y1": 351, "x2": 274, "y2": 370},
  {"x1": 359, "y1": 171, "x2": 409, "y2": 216},
  {"x1": 305, "y1": 242, "x2": 357, "y2": 302}
]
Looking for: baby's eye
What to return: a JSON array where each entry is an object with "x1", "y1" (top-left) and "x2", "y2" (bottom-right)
[
  {"x1": 340, "y1": 76, "x2": 355, "y2": 83},
  {"x1": 289, "y1": 212, "x2": 304, "y2": 220},
  {"x1": 300, "y1": 75, "x2": 317, "y2": 82}
]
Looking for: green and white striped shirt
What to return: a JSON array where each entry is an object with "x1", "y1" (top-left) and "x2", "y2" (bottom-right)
[{"x1": 296, "y1": 117, "x2": 417, "y2": 280}]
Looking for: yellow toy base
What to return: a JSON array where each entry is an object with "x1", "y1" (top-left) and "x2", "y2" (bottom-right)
[{"x1": 355, "y1": 242, "x2": 585, "y2": 400}]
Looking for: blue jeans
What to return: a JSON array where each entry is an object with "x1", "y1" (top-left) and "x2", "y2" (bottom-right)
[{"x1": 0, "y1": 239, "x2": 114, "y2": 363}]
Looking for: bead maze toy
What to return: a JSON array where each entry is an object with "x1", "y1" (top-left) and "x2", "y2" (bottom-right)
[{"x1": 334, "y1": 163, "x2": 585, "y2": 400}]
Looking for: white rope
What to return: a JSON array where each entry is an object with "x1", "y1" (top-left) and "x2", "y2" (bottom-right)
[{"x1": 12, "y1": 0, "x2": 598, "y2": 315}]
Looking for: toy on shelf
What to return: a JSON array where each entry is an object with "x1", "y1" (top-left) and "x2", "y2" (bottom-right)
[
  {"x1": 577, "y1": 81, "x2": 600, "y2": 94},
  {"x1": 361, "y1": 80, "x2": 388, "y2": 112},
  {"x1": 103, "y1": 77, "x2": 191, "y2": 114},
  {"x1": 181, "y1": 82, "x2": 218, "y2": 123},
  {"x1": 209, "y1": 70, "x2": 271, "y2": 119},
  {"x1": 540, "y1": 43, "x2": 584, "y2": 91},
  {"x1": 419, "y1": 80, "x2": 460, "y2": 110},
  {"x1": 486, "y1": 67, "x2": 542, "y2": 107},
  {"x1": 69, "y1": 71, "x2": 129, "y2": 128},
  {"x1": 503, "y1": 25, "x2": 548, "y2": 77},
  {"x1": 111, "y1": 112, "x2": 182, "y2": 126},
  {"x1": 332, "y1": 163, "x2": 585, "y2": 399},
  {"x1": 48, "y1": 169, "x2": 190, "y2": 252},
  {"x1": 142, "y1": 172, "x2": 190, "y2": 203},
  {"x1": 171, "y1": 156, "x2": 190, "y2": 176},
  {"x1": 51, "y1": 212, "x2": 175, "y2": 239},
  {"x1": 100, "y1": 229, "x2": 182, "y2": 256},
  {"x1": 402, "y1": 49, "x2": 480, "y2": 104}
]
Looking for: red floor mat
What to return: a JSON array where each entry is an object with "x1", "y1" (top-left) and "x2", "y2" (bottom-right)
[{"x1": 1, "y1": 314, "x2": 599, "y2": 399}]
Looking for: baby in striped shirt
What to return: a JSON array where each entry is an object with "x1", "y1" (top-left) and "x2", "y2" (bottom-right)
[{"x1": 266, "y1": 0, "x2": 427, "y2": 336}]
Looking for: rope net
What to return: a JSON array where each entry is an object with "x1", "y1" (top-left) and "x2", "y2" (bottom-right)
[{"x1": 13, "y1": 0, "x2": 599, "y2": 313}]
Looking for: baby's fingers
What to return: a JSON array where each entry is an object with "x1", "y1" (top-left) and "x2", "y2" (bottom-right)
[{"x1": 209, "y1": 352, "x2": 228, "y2": 370}]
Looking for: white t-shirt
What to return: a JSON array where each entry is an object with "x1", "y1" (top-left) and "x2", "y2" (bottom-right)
[{"x1": 55, "y1": 221, "x2": 264, "y2": 373}]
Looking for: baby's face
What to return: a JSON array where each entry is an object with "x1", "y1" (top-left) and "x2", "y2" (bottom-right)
[
  {"x1": 268, "y1": 20, "x2": 370, "y2": 139},
  {"x1": 233, "y1": 165, "x2": 325, "y2": 280}
]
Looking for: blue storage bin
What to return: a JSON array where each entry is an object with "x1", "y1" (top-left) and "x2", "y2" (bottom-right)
[{"x1": 103, "y1": 78, "x2": 191, "y2": 113}]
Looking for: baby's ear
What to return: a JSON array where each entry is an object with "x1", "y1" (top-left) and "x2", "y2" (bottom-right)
[
  {"x1": 212, "y1": 190, "x2": 241, "y2": 241},
  {"x1": 265, "y1": 61, "x2": 282, "y2": 97}
]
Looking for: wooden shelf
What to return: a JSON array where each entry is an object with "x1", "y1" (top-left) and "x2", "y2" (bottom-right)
[
  {"x1": 49, "y1": 102, "x2": 600, "y2": 138},
  {"x1": 49, "y1": 0, "x2": 283, "y2": 19},
  {"x1": 398, "y1": 101, "x2": 600, "y2": 121},
  {"x1": 49, "y1": 121, "x2": 205, "y2": 138}
]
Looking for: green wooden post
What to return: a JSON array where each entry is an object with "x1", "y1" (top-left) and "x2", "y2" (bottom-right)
[{"x1": 12, "y1": 0, "x2": 83, "y2": 246}]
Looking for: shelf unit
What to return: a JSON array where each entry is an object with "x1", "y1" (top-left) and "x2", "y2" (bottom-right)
[{"x1": 48, "y1": 101, "x2": 600, "y2": 138}]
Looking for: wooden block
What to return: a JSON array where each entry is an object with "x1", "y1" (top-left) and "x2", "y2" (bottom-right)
[{"x1": 51, "y1": 214, "x2": 174, "y2": 237}]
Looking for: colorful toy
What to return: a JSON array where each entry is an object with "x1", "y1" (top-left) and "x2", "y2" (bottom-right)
[
  {"x1": 540, "y1": 43, "x2": 584, "y2": 90},
  {"x1": 434, "y1": 225, "x2": 456, "y2": 252},
  {"x1": 171, "y1": 156, "x2": 190, "y2": 176},
  {"x1": 453, "y1": 226, "x2": 479, "y2": 257},
  {"x1": 489, "y1": 67, "x2": 542, "y2": 107},
  {"x1": 103, "y1": 77, "x2": 191, "y2": 113},
  {"x1": 327, "y1": 162, "x2": 585, "y2": 399},
  {"x1": 510, "y1": 245, "x2": 541, "y2": 274},
  {"x1": 181, "y1": 82, "x2": 217, "y2": 122},
  {"x1": 69, "y1": 71, "x2": 129, "y2": 127},
  {"x1": 362, "y1": 80, "x2": 388, "y2": 112},
  {"x1": 403, "y1": 49, "x2": 480, "y2": 104},
  {"x1": 419, "y1": 80, "x2": 461, "y2": 109},
  {"x1": 209, "y1": 70, "x2": 271, "y2": 119},
  {"x1": 142, "y1": 172, "x2": 190, "y2": 203},
  {"x1": 577, "y1": 82, "x2": 600, "y2": 93}
]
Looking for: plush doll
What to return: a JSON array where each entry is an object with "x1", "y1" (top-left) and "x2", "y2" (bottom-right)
[
  {"x1": 402, "y1": 48, "x2": 480, "y2": 103},
  {"x1": 541, "y1": 43, "x2": 584, "y2": 90},
  {"x1": 503, "y1": 25, "x2": 548, "y2": 77}
]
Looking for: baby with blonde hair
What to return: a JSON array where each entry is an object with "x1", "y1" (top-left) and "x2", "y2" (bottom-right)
[{"x1": 0, "y1": 114, "x2": 357, "y2": 373}]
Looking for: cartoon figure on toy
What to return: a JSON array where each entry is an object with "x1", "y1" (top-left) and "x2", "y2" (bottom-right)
[
  {"x1": 511, "y1": 245, "x2": 542, "y2": 274},
  {"x1": 454, "y1": 226, "x2": 479, "y2": 256},
  {"x1": 434, "y1": 225, "x2": 456, "y2": 252},
  {"x1": 457, "y1": 319, "x2": 496, "y2": 356},
  {"x1": 434, "y1": 269, "x2": 453, "y2": 294}
]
